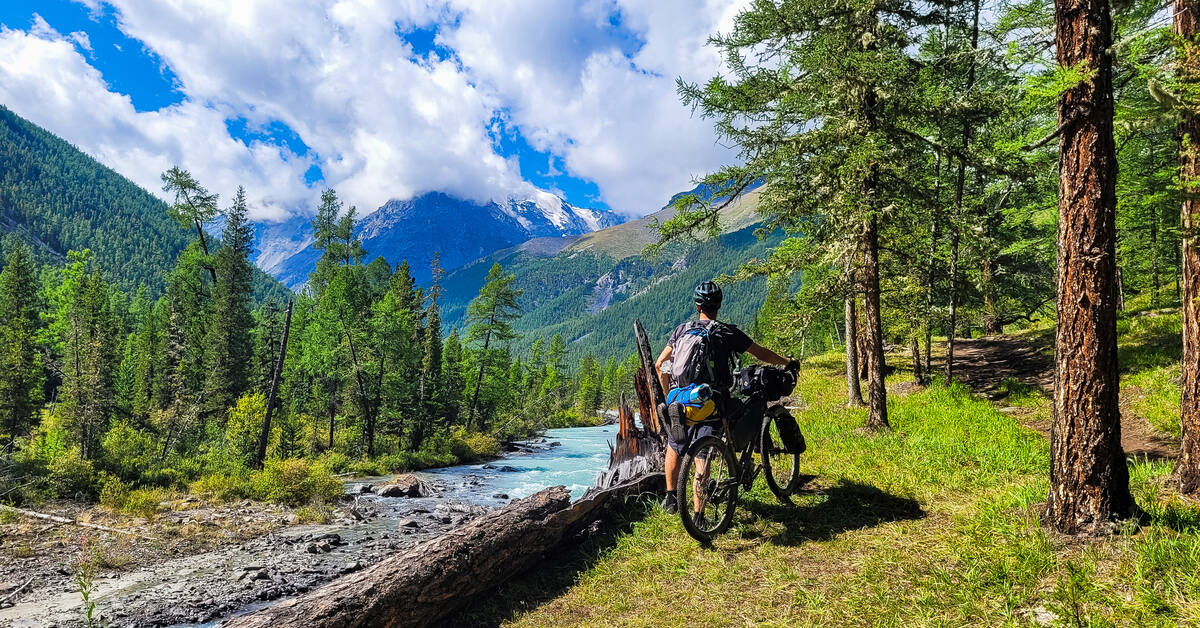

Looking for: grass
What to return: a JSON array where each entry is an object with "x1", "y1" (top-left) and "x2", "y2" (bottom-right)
[{"x1": 470, "y1": 349, "x2": 1200, "y2": 627}]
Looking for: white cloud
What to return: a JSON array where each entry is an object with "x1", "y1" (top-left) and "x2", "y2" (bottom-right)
[{"x1": 4, "y1": 1, "x2": 747, "y2": 219}]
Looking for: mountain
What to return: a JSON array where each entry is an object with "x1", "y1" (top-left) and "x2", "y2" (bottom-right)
[
  {"x1": 439, "y1": 186, "x2": 779, "y2": 361},
  {"x1": 0, "y1": 105, "x2": 290, "y2": 302},
  {"x1": 255, "y1": 191, "x2": 625, "y2": 288}
]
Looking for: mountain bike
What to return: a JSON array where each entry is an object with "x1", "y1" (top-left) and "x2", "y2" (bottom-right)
[{"x1": 677, "y1": 365, "x2": 805, "y2": 542}]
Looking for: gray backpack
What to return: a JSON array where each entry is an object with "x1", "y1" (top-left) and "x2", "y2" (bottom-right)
[{"x1": 670, "y1": 322, "x2": 724, "y2": 388}]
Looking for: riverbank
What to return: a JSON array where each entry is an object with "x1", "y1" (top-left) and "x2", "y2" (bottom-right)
[{"x1": 0, "y1": 427, "x2": 615, "y2": 627}]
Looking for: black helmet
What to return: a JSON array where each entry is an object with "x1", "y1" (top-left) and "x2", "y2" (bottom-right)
[{"x1": 694, "y1": 281, "x2": 723, "y2": 310}]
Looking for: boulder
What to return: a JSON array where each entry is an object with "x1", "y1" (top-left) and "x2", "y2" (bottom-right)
[{"x1": 376, "y1": 475, "x2": 432, "y2": 498}]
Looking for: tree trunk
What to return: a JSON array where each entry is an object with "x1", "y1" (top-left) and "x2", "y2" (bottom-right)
[
  {"x1": 862, "y1": 218, "x2": 890, "y2": 430},
  {"x1": 910, "y1": 336, "x2": 924, "y2": 384},
  {"x1": 193, "y1": 219, "x2": 218, "y2": 286},
  {"x1": 856, "y1": 302, "x2": 869, "y2": 380},
  {"x1": 1045, "y1": 0, "x2": 1133, "y2": 533},
  {"x1": 467, "y1": 325, "x2": 493, "y2": 430},
  {"x1": 1176, "y1": 0, "x2": 1200, "y2": 495},
  {"x1": 254, "y1": 301, "x2": 291, "y2": 470},
  {"x1": 845, "y1": 292, "x2": 865, "y2": 406},
  {"x1": 1151, "y1": 202, "x2": 1161, "y2": 307},
  {"x1": 633, "y1": 319, "x2": 667, "y2": 436},
  {"x1": 944, "y1": 223, "x2": 961, "y2": 382}
]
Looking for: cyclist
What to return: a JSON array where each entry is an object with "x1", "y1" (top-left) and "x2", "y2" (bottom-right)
[{"x1": 654, "y1": 281, "x2": 796, "y2": 514}]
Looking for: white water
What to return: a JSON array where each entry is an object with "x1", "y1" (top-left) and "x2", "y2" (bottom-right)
[{"x1": 418, "y1": 425, "x2": 615, "y2": 503}]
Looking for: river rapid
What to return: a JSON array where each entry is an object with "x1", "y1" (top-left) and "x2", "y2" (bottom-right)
[{"x1": 0, "y1": 426, "x2": 617, "y2": 628}]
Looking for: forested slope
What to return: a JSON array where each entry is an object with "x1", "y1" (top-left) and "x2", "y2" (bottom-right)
[{"x1": 0, "y1": 106, "x2": 288, "y2": 302}]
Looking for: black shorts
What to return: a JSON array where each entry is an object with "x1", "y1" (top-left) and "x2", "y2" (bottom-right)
[{"x1": 668, "y1": 423, "x2": 719, "y2": 455}]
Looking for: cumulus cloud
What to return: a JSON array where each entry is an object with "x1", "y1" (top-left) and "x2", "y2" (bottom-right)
[{"x1": 2, "y1": 1, "x2": 746, "y2": 219}]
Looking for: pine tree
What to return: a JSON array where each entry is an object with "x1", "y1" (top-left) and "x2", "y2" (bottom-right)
[
  {"x1": 465, "y1": 263, "x2": 522, "y2": 429},
  {"x1": 1044, "y1": 0, "x2": 1134, "y2": 533},
  {"x1": 0, "y1": 244, "x2": 43, "y2": 449},
  {"x1": 52, "y1": 251, "x2": 120, "y2": 459},
  {"x1": 206, "y1": 186, "x2": 256, "y2": 414}
]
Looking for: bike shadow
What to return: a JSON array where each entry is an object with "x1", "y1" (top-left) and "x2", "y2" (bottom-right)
[{"x1": 741, "y1": 479, "x2": 926, "y2": 546}]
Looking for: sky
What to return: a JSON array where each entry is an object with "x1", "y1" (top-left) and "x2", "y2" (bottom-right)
[{"x1": 0, "y1": 0, "x2": 747, "y2": 222}]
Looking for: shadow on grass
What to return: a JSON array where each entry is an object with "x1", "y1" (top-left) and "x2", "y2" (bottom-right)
[
  {"x1": 443, "y1": 494, "x2": 656, "y2": 628},
  {"x1": 742, "y1": 480, "x2": 926, "y2": 546}
]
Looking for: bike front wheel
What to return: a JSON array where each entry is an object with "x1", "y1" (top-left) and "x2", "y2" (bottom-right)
[
  {"x1": 678, "y1": 434, "x2": 739, "y2": 542},
  {"x1": 761, "y1": 412, "x2": 802, "y2": 503}
]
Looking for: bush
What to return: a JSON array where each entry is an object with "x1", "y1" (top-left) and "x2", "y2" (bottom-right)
[
  {"x1": 448, "y1": 427, "x2": 499, "y2": 463},
  {"x1": 224, "y1": 393, "x2": 268, "y2": 465},
  {"x1": 98, "y1": 474, "x2": 131, "y2": 510},
  {"x1": 47, "y1": 448, "x2": 96, "y2": 498},
  {"x1": 250, "y1": 458, "x2": 343, "y2": 507},
  {"x1": 100, "y1": 421, "x2": 158, "y2": 481},
  {"x1": 315, "y1": 450, "x2": 351, "y2": 474},
  {"x1": 189, "y1": 473, "x2": 252, "y2": 502},
  {"x1": 122, "y1": 488, "x2": 164, "y2": 518}
]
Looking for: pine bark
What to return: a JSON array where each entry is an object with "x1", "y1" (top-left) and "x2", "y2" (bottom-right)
[
  {"x1": 1044, "y1": 0, "x2": 1133, "y2": 533},
  {"x1": 1176, "y1": 0, "x2": 1200, "y2": 494},
  {"x1": 862, "y1": 217, "x2": 890, "y2": 430}
]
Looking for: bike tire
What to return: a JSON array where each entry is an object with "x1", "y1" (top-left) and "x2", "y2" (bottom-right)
[
  {"x1": 761, "y1": 413, "x2": 802, "y2": 503},
  {"x1": 678, "y1": 435, "x2": 739, "y2": 542}
]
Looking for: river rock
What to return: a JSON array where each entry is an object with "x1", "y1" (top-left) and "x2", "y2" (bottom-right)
[
  {"x1": 492, "y1": 493, "x2": 509, "y2": 499},
  {"x1": 397, "y1": 518, "x2": 420, "y2": 528},
  {"x1": 376, "y1": 475, "x2": 432, "y2": 498},
  {"x1": 497, "y1": 465, "x2": 520, "y2": 473}
]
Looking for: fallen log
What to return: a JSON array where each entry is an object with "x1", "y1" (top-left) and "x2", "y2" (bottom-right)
[
  {"x1": 0, "y1": 505, "x2": 152, "y2": 539},
  {"x1": 0, "y1": 577, "x2": 32, "y2": 607},
  {"x1": 225, "y1": 486, "x2": 587, "y2": 628}
]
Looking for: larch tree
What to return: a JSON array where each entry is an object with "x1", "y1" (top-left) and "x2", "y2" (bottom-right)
[
  {"x1": 465, "y1": 263, "x2": 522, "y2": 430},
  {"x1": 666, "y1": 0, "x2": 938, "y2": 430},
  {"x1": 1176, "y1": 0, "x2": 1200, "y2": 494},
  {"x1": 1044, "y1": 0, "x2": 1135, "y2": 533},
  {"x1": 161, "y1": 167, "x2": 219, "y2": 285}
]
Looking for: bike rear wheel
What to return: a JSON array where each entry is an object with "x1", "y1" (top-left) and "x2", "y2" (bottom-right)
[
  {"x1": 678, "y1": 435, "x2": 739, "y2": 542},
  {"x1": 761, "y1": 414, "x2": 802, "y2": 503}
]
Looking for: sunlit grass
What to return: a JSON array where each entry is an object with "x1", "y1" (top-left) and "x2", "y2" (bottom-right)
[{"x1": 486, "y1": 350, "x2": 1200, "y2": 627}]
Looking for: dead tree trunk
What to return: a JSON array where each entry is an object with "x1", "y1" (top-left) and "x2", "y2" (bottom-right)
[
  {"x1": 634, "y1": 319, "x2": 667, "y2": 438},
  {"x1": 1176, "y1": 0, "x2": 1200, "y2": 495},
  {"x1": 1045, "y1": 0, "x2": 1133, "y2": 533},
  {"x1": 254, "y1": 301, "x2": 292, "y2": 470}
]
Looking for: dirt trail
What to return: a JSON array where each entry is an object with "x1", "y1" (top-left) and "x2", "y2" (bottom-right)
[{"x1": 948, "y1": 335, "x2": 1179, "y2": 461}]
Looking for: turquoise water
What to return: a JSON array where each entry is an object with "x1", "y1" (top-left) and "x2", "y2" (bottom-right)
[{"x1": 418, "y1": 425, "x2": 615, "y2": 503}]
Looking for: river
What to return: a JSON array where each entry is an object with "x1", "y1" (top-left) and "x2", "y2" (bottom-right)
[
  {"x1": 418, "y1": 425, "x2": 617, "y2": 503},
  {"x1": 0, "y1": 425, "x2": 619, "y2": 628}
]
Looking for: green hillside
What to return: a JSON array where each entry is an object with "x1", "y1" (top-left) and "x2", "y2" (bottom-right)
[
  {"x1": 440, "y1": 216, "x2": 784, "y2": 361},
  {"x1": 0, "y1": 106, "x2": 289, "y2": 302}
]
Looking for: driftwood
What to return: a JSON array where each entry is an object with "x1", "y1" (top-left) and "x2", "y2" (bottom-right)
[
  {"x1": 0, "y1": 578, "x2": 32, "y2": 607},
  {"x1": 0, "y1": 505, "x2": 151, "y2": 539},
  {"x1": 595, "y1": 396, "x2": 664, "y2": 489}
]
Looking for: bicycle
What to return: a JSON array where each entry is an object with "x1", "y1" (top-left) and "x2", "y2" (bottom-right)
[{"x1": 676, "y1": 364, "x2": 805, "y2": 542}]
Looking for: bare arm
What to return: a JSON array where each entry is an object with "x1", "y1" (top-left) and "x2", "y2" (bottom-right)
[
  {"x1": 654, "y1": 345, "x2": 673, "y2": 391},
  {"x1": 747, "y1": 342, "x2": 790, "y2": 367}
]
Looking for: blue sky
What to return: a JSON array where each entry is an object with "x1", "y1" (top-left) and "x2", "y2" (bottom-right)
[{"x1": 0, "y1": 1, "x2": 742, "y2": 220}]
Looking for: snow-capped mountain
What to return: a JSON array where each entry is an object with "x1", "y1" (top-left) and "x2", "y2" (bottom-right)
[{"x1": 253, "y1": 190, "x2": 624, "y2": 288}]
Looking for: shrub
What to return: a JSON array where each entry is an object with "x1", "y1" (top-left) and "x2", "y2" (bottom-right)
[
  {"x1": 189, "y1": 473, "x2": 252, "y2": 502},
  {"x1": 251, "y1": 459, "x2": 343, "y2": 507},
  {"x1": 315, "y1": 450, "x2": 351, "y2": 474},
  {"x1": 121, "y1": 488, "x2": 164, "y2": 518},
  {"x1": 98, "y1": 475, "x2": 131, "y2": 510},
  {"x1": 224, "y1": 393, "x2": 268, "y2": 466},
  {"x1": 348, "y1": 459, "x2": 387, "y2": 476},
  {"x1": 448, "y1": 427, "x2": 500, "y2": 463},
  {"x1": 100, "y1": 421, "x2": 158, "y2": 481},
  {"x1": 47, "y1": 448, "x2": 96, "y2": 499}
]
